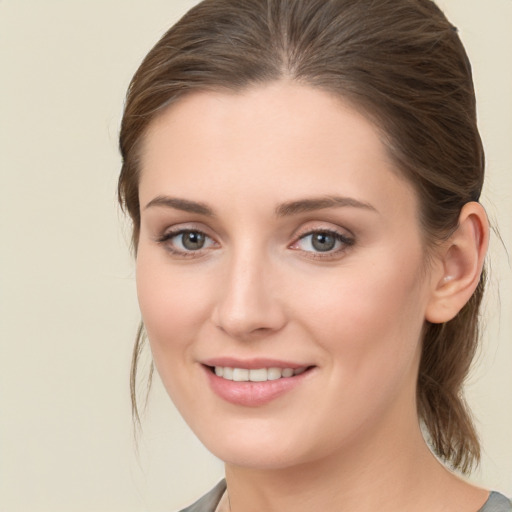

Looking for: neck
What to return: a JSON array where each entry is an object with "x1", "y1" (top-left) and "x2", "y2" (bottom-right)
[{"x1": 223, "y1": 401, "x2": 480, "y2": 512}]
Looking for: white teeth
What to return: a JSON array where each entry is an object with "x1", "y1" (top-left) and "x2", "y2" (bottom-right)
[
  {"x1": 213, "y1": 366, "x2": 308, "y2": 382},
  {"x1": 281, "y1": 368, "x2": 294, "y2": 378},
  {"x1": 249, "y1": 368, "x2": 267, "y2": 382},
  {"x1": 232, "y1": 368, "x2": 249, "y2": 382},
  {"x1": 267, "y1": 367, "x2": 282, "y2": 380}
]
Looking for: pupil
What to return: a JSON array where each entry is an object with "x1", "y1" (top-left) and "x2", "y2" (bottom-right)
[
  {"x1": 183, "y1": 231, "x2": 205, "y2": 250},
  {"x1": 312, "y1": 233, "x2": 335, "y2": 252}
]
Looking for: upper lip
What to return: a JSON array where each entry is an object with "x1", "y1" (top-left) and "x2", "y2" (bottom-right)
[{"x1": 201, "y1": 357, "x2": 312, "y2": 370}]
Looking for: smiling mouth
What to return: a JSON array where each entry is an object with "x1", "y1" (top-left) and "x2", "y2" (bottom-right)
[{"x1": 208, "y1": 365, "x2": 311, "y2": 382}]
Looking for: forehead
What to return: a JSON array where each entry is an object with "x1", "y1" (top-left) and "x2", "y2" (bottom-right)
[
  {"x1": 138, "y1": 82, "x2": 417, "y2": 219},
  {"x1": 142, "y1": 82, "x2": 384, "y2": 162}
]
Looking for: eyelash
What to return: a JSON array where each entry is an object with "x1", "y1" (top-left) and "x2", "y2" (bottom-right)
[
  {"x1": 290, "y1": 229, "x2": 355, "y2": 259},
  {"x1": 156, "y1": 228, "x2": 354, "y2": 259},
  {"x1": 156, "y1": 229, "x2": 217, "y2": 258}
]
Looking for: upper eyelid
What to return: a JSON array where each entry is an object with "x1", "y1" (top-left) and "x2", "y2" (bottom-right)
[
  {"x1": 159, "y1": 227, "x2": 216, "y2": 244},
  {"x1": 291, "y1": 223, "x2": 354, "y2": 241},
  {"x1": 291, "y1": 229, "x2": 354, "y2": 247},
  {"x1": 156, "y1": 228, "x2": 218, "y2": 258},
  {"x1": 159, "y1": 223, "x2": 216, "y2": 238}
]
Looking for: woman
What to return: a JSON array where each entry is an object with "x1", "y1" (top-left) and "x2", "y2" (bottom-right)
[{"x1": 118, "y1": 0, "x2": 511, "y2": 510}]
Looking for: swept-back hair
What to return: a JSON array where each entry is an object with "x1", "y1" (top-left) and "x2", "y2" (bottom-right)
[{"x1": 119, "y1": 0, "x2": 485, "y2": 473}]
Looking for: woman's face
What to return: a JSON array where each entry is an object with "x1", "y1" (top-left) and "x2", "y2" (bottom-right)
[{"x1": 136, "y1": 82, "x2": 439, "y2": 469}]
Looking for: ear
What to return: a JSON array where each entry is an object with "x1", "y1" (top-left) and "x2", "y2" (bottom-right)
[{"x1": 425, "y1": 202, "x2": 489, "y2": 324}]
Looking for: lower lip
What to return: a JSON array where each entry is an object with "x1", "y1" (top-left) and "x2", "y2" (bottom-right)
[{"x1": 203, "y1": 366, "x2": 313, "y2": 407}]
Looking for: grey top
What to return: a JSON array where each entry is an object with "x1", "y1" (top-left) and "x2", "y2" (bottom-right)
[
  {"x1": 179, "y1": 480, "x2": 226, "y2": 512},
  {"x1": 479, "y1": 492, "x2": 512, "y2": 512},
  {"x1": 179, "y1": 480, "x2": 512, "y2": 512}
]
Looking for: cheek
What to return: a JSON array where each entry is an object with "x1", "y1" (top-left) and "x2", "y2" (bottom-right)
[
  {"x1": 135, "y1": 248, "x2": 211, "y2": 362},
  {"x1": 135, "y1": 249, "x2": 220, "y2": 418},
  {"x1": 299, "y1": 252, "x2": 427, "y2": 386},
  {"x1": 292, "y1": 261, "x2": 427, "y2": 449}
]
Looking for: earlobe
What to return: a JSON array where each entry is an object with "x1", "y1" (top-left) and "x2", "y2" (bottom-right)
[{"x1": 425, "y1": 202, "x2": 489, "y2": 324}]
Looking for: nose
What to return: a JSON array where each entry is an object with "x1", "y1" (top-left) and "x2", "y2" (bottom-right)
[{"x1": 211, "y1": 249, "x2": 287, "y2": 340}]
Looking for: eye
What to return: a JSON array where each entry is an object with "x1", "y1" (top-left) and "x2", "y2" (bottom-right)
[
  {"x1": 157, "y1": 229, "x2": 217, "y2": 255},
  {"x1": 291, "y1": 230, "x2": 354, "y2": 255}
]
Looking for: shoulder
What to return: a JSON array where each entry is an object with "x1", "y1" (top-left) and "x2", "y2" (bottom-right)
[
  {"x1": 178, "y1": 480, "x2": 227, "y2": 512},
  {"x1": 478, "y1": 492, "x2": 512, "y2": 512}
]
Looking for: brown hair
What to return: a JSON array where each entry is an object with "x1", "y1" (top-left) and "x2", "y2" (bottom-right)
[{"x1": 119, "y1": 0, "x2": 485, "y2": 473}]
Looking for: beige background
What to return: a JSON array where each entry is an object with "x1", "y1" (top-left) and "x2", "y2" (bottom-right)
[{"x1": 0, "y1": 1, "x2": 510, "y2": 511}]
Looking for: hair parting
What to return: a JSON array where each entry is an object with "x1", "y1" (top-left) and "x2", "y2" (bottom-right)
[{"x1": 119, "y1": 0, "x2": 485, "y2": 473}]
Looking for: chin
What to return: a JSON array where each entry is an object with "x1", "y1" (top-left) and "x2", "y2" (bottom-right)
[
  {"x1": 210, "y1": 443, "x2": 307, "y2": 471},
  {"x1": 190, "y1": 420, "x2": 323, "y2": 471}
]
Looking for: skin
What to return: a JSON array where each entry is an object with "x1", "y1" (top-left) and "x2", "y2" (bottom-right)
[{"x1": 136, "y1": 82, "x2": 489, "y2": 512}]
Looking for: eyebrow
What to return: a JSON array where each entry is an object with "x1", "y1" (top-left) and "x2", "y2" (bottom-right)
[
  {"x1": 275, "y1": 196, "x2": 377, "y2": 217},
  {"x1": 144, "y1": 196, "x2": 215, "y2": 216},
  {"x1": 143, "y1": 194, "x2": 377, "y2": 217}
]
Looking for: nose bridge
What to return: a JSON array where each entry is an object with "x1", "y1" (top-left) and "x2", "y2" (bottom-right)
[{"x1": 213, "y1": 240, "x2": 285, "y2": 338}]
